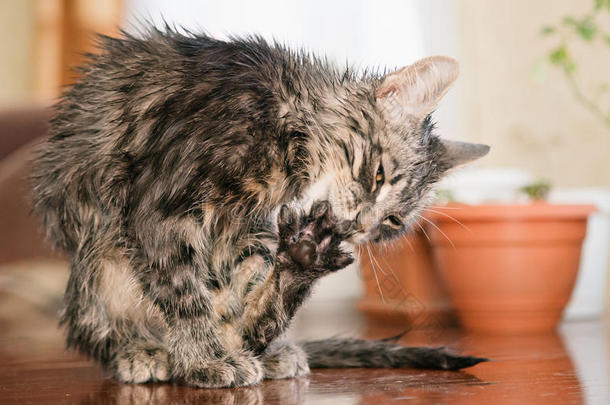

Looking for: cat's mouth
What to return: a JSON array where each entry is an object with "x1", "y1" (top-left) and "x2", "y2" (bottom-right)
[
  {"x1": 345, "y1": 228, "x2": 371, "y2": 245},
  {"x1": 335, "y1": 215, "x2": 376, "y2": 246},
  {"x1": 322, "y1": 201, "x2": 375, "y2": 245}
]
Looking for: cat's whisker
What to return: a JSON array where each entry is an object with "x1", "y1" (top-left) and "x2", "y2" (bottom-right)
[
  {"x1": 423, "y1": 207, "x2": 472, "y2": 233},
  {"x1": 417, "y1": 214, "x2": 455, "y2": 249},
  {"x1": 401, "y1": 233, "x2": 415, "y2": 253},
  {"x1": 368, "y1": 246, "x2": 389, "y2": 276},
  {"x1": 429, "y1": 204, "x2": 463, "y2": 210},
  {"x1": 373, "y1": 248, "x2": 410, "y2": 299},
  {"x1": 366, "y1": 244, "x2": 385, "y2": 303},
  {"x1": 414, "y1": 220, "x2": 431, "y2": 242}
]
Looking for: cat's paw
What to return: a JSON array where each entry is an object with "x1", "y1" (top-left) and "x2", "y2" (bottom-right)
[
  {"x1": 181, "y1": 354, "x2": 263, "y2": 388},
  {"x1": 113, "y1": 346, "x2": 170, "y2": 384},
  {"x1": 262, "y1": 342, "x2": 310, "y2": 380},
  {"x1": 277, "y1": 201, "x2": 354, "y2": 275}
]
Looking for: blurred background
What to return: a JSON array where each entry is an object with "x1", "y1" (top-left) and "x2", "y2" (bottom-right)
[
  {"x1": 1, "y1": 2, "x2": 610, "y2": 402},
  {"x1": 0, "y1": 0, "x2": 609, "y2": 334}
]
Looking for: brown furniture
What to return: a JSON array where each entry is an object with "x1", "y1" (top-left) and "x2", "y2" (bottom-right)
[
  {"x1": 0, "y1": 290, "x2": 594, "y2": 404},
  {"x1": 32, "y1": 0, "x2": 123, "y2": 102},
  {"x1": 0, "y1": 106, "x2": 60, "y2": 264}
]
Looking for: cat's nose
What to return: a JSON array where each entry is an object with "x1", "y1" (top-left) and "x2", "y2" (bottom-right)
[
  {"x1": 352, "y1": 211, "x2": 366, "y2": 233},
  {"x1": 353, "y1": 224, "x2": 365, "y2": 233}
]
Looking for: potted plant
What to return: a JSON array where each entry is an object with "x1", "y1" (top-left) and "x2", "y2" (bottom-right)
[{"x1": 426, "y1": 182, "x2": 596, "y2": 334}]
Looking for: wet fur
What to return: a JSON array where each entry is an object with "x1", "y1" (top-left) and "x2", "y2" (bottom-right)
[{"x1": 31, "y1": 28, "x2": 486, "y2": 388}]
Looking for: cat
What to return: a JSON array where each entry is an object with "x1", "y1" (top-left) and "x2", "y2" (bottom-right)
[{"x1": 31, "y1": 27, "x2": 489, "y2": 388}]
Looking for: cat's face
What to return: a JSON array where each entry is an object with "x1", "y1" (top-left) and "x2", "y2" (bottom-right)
[{"x1": 298, "y1": 56, "x2": 489, "y2": 245}]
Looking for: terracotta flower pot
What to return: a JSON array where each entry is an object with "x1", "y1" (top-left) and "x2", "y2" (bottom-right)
[
  {"x1": 427, "y1": 203, "x2": 596, "y2": 334},
  {"x1": 358, "y1": 232, "x2": 455, "y2": 328}
]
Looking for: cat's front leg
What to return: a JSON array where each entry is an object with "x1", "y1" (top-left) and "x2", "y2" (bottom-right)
[
  {"x1": 241, "y1": 201, "x2": 354, "y2": 353},
  {"x1": 276, "y1": 200, "x2": 355, "y2": 280}
]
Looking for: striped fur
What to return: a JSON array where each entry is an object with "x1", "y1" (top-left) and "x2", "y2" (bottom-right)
[{"x1": 31, "y1": 27, "x2": 487, "y2": 388}]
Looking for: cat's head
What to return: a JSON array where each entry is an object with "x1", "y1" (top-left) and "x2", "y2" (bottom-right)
[{"x1": 294, "y1": 56, "x2": 489, "y2": 244}]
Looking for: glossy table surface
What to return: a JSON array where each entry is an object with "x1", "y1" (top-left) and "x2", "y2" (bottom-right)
[{"x1": 1, "y1": 262, "x2": 609, "y2": 404}]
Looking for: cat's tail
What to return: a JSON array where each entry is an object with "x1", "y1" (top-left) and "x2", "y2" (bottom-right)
[{"x1": 299, "y1": 337, "x2": 488, "y2": 370}]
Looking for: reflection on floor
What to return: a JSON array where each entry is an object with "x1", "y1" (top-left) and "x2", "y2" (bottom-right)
[{"x1": 0, "y1": 261, "x2": 608, "y2": 404}]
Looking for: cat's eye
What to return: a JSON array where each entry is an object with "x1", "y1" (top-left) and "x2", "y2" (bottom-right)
[
  {"x1": 375, "y1": 163, "x2": 385, "y2": 185},
  {"x1": 384, "y1": 215, "x2": 403, "y2": 229}
]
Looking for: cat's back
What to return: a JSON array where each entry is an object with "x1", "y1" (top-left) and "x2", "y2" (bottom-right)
[
  {"x1": 30, "y1": 31, "x2": 197, "y2": 251},
  {"x1": 30, "y1": 30, "x2": 287, "y2": 253}
]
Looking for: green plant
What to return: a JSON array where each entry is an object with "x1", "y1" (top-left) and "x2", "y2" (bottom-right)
[
  {"x1": 520, "y1": 180, "x2": 552, "y2": 201},
  {"x1": 434, "y1": 189, "x2": 455, "y2": 204},
  {"x1": 541, "y1": 0, "x2": 610, "y2": 128}
]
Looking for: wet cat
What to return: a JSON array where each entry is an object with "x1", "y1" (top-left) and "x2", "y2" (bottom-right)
[{"x1": 31, "y1": 28, "x2": 489, "y2": 388}]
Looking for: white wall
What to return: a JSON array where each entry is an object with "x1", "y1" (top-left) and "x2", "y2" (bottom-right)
[
  {"x1": 0, "y1": 0, "x2": 34, "y2": 107},
  {"x1": 125, "y1": 0, "x2": 425, "y2": 67}
]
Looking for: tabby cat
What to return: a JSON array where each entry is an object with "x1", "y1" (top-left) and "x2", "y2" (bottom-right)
[{"x1": 31, "y1": 28, "x2": 489, "y2": 388}]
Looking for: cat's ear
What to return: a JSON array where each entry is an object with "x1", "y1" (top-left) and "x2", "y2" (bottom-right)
[
  {"x1": 376, "y1": 56, "x2": 459, "y2": 120},
  {"x1": 438, "y1": 139, "x2": 490, "y2": 170}
]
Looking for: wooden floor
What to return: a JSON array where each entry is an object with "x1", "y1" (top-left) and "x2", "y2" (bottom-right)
[{"x1": 0, "y1": 262, "x2": 609, "y2": 404}]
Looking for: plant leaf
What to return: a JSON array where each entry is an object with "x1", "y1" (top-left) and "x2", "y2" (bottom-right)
[
  {"x1": 549, "y1": 46, "x2": 568, "y2": 64},
  {"x1": 562, "y1": 16, "x2": 578, "y2": 26},
  {"x1": 549, "y1": 46, "x2": 577, "y2": 73},
  {"x1": 541, "y1": 25, "x2": 555, "y2": 35},
  {"x1": 562, "y1": 16, "x2": 597, "y2": 40},
  {"x1": 577, "y1": 17, "x2": 597, "y2": 40},
  {"x1": 520, "y1": 181, "x2": 552, "y2": 201}
]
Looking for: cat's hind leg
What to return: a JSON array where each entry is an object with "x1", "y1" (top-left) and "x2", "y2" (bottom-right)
[
  {"x1": 62, "y1": 290, "x2": 172, "y2": 384},
  {"x1": 261, "y1": 341, "x2": 310, "y2": 380},
  {"x1": 63, "y1": 255, "x2": 171, "y2": 384},
  {"x1": 98, "y1": 259, "x2": 171, "y2": 383}
]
